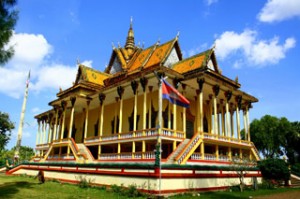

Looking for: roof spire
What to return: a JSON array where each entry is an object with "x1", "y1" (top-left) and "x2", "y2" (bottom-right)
[{"x1": 125, "y1": 17, "x2": 135, "y2": 51}]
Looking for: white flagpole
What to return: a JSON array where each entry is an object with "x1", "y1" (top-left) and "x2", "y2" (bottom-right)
[
  {"x1": 14, "y1": 70, "x2": 30, "y2": 164},
  {"x1": 154, "y1": 71, "x2": 162, "y2": 195}
]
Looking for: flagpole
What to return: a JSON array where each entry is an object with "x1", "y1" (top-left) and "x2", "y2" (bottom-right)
[
  {"x1": 14, "y1": 70, "x2": 30, "y2": 164},
  {"x1": 158, "y1": 73, "x2": 162, "y2": 196},
  {"x1": 154, "y1": 71, "x2": 162, "y2": 196}
]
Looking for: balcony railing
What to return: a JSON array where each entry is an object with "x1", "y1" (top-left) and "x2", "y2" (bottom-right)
[
  {"x1": 98, "y1": 151, "x2": 155, "y2": 160},
  {"x1": 202, "y1": 132, "x2": 251, "y2": 145},
  {"x1": 84, "y1": 128, "x2": 185, "y2": 144}
]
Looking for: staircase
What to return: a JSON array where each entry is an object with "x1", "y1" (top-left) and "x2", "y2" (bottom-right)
[
  {"x1": 76, "y1": 144, "x2": 94, "y2": 162},
  {"x1": 291, "y1": 174, "x2": 300, "y2": 188},
  {"x1": 250, "y1": 142, "x2": 260, "y2": 161},
  {"x1": 175, "y1": 133, "x2": 202, "y2": 165},
  {"x1": 165, "y1": 139, "x2": 191, "y2": 164}
]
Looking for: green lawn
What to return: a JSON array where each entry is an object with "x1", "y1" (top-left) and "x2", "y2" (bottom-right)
[{"x1": 1, "y1": 174, "x2": 299, "y2": 199}]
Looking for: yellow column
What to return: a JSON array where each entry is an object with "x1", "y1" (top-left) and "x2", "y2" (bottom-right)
[
  {"x1": 246, "y1": 104, "x2": 251, "y2": 141},
  {"x1": 148, "y1": 86, "x2": 153, "y2": 129},
  {"x1": 243, "y1": 109, "x2": 247, "y2": 141},
  {"x1": 114, "y1": 97, "x2": 118, "y2": 134},
  {"x1": 221, "y1": 101, "x2": 225, "y2": 136},
  {"x1": 228, "y1": 147, "x2": 232, "y2": 161},
  {"x1": 53, "y1": 108, "x2": 58, "y2": 141},
  {"x1": 230, "y1": 109, "x2": 235, "y2": 138},
  {"x1": 239, "y1": 148, "x2": 243, "y2": 160},
  {"x1": 43, "y1": 120, "x2": 47, "y2": 144},
  {"x1": 68, "y1": 97, "x2": 76, "y2": 139},
  {"x1": 213, "y1": 85, "x2": 220, "y2": 136},
  {"x1": 142, "y1": 81, "x2": 148, "y2": 159},
  {"x1": 215, "y1": 145, "x2": 219, "y2": 160},
  {"x1": 98, "y1": 93, "x2": 106, "y2": 139},
  {"x1": 225, "y1": 91, "x2": 232, "y2": 137},
  {"x1": 183, "y1": 107, "x2": 186, "y2": 138},
  {"x1": 98, "y1": 145, "x2": 101, "y2": 160},
  {"x1": 117, "y1": 86, "x2": 124, "y2": 134},
  {"x1": 84, "y1": 100, "x2": 90, "y2": 141},
  {"x1": 60, "y1": 101, "x2": 67, "y2": 140},
  {"x1": 236, "y1": 96, "x2": 242, "y2": 140},
  {"x1": 197, "y1": 79, "x2": 205, "y2": 133},
  {"x1": 131, "y1": 80, "x2": 138, "y2": 158},
  {"x1": 36, "y1": 119, "x2": 41, "y2": 146},
  {"x1": 201, "y1": 142, "x2": 204, "y2": 159},
  {"x1": 173, "y1": 103, "x2": 177, "y2": 150},
  {"x1": 168, "y1": 103, "x2": 171, "y2": 129},
  {"x1": 47, "y1": 116, "x2": 52, "y2": 143}
]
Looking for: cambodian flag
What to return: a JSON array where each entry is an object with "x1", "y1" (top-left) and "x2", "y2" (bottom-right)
[{"x1": 162, "y1": 79, "x2": 190, "y2": 108}]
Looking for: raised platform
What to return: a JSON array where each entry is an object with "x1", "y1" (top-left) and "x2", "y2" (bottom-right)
[{"x1": 7, "y1": 162, "x2": 262, "y2": 195}]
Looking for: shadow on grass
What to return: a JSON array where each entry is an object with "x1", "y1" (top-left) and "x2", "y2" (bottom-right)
[{"x1": 0, "y1": 181, "x2": 36, "y2": 199}]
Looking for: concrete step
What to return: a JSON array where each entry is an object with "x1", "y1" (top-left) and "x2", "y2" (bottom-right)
[{"x1": 165, "y1": 139, "x2": 191, "y2": 164}]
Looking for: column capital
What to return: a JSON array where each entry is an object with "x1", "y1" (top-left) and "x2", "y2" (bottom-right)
[
  {"x1": 225, "y1": 90, "x2": 232, "y2": 102},
  {"x1": 117, "y1": 86, "x2": 124, "y2": 99},
  {"x1": 212, "y1": 85, "x2": 220, "y2": 97},
  {"x1": 131, "y1": 80, "x2": 139, "y2": 95},
  {"x1": 70, "y1": 96, "x2": 76, "y2": 107},
  {"x1": 140, "y1": 77, "x2": 148, "y2": 92},
  {"x1": 61, "y1": 100, "x2": 67, "y2": 110},
  {"x1": 98, "y1": 93, "x2": 106, "y2": 105},
  {"x1": 197, "y1": 78, "x2": 205, "y2": 92},
  {"x1": 173, "y1": 77, "x2": 181, "y2": 89},
  {"x1": 235, "y1": 95, "x2": 242, "y2": 109}
]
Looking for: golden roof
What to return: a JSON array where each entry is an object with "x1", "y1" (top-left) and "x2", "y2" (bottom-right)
[
  {"x1": 172, "y1": 49, "x2": 213, "y2": 74},
  {"x1": 76, "y1": 64, "x2": 111, "y2": 86}
]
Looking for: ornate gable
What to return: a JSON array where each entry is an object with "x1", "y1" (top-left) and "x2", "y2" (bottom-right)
[
  {"x1": 75, "y1": 64, "x2": 111, "y2": 86},
  {"x1": 171, "y1": 48, "x2": 220, "y2": 75}
]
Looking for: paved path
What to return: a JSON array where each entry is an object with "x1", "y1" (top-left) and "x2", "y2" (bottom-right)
[{"x1": 255, "y1": 190, "x2": 300, "y2": 199}]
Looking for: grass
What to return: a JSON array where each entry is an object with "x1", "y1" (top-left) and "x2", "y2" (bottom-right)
[
  {"x1": 0, "y1": 174, "x2": 141, "y2": 199},
  {"x1": 1, "y1": 174, "x2": 300, "y2": 199}
]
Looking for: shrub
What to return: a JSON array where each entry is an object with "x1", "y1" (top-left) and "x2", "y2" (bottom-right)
[{"x1": 258, "y1": 158, "x2": 290, "y2": 186}]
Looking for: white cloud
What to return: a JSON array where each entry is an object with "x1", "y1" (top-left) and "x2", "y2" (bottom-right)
[
  {"x1": 0, "y1": 32, "x2": 85, "y2": 98},
  {"x1": 204, "y1": 0, "x2": 218, "y2": 6},
  {"x1": 32, "y1": 64, "x2": 77, "y2": 92},
  {"x1": 258, "y1": 0, "x2": 300, "y2": 23},
  {"x1": 81, "y1": 60, "x2": 93, "y2": 68},
  {"x1": 215, "y1": 29, "x2": 296, "y2": 67},
  {"x1": 5, "y1": 32, "x2": 52, "y2": 69},
  {"x1": 187, "y1": 43, "x2": 208, "y2": 57}
]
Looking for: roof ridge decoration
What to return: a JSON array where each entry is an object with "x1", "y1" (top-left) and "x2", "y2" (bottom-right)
[{"x1": 160, "y1": 35, "x2": 181, "y2": 66}]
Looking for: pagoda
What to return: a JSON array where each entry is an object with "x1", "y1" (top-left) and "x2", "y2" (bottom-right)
[{"x1": 8, "y1": 21, "x2": 261, "y2": 195}]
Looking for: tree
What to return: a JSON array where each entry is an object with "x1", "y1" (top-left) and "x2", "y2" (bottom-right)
[
  {"x1": 258, "y1": 158, "x2": 290, "y2": 187},
  {"x1": 0, "y1": 0, "x2": 18, "y2": 65},
  {"x1": 284, "y1": 122, "x2": 300, "y2": 164},
  {"x1": 0, "y1": 111, "x2": 14, "y2": 152},
  {"x1": 250, "y1": 115, "x2": 293, "y2": 158},
  {"x1": 231, "y1": 157, "x2": 257, "y2": 192},
  {"x1": 0, "y1": 146, "x2": 34, "y2": 164}
]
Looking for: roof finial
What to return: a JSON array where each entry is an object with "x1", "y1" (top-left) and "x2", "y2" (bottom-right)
[
  {"x1": 176, "y1": 31, "x2": 180, "y2": 39},
  {"x1": 130, "y1": 16, "x2": 133, "y2": 29},
  {"x1": 118, "y1": 42, "x2": 121, "y2": 48},
  {"x1": 156, "y1": 37, "x2": 160, "y2": 46},
  {"x1": 125, "y1": 17, "x2": 135, "y2": 56},
  {"x1": 212, "y1": 40, "x2": 217, "y2": 51},
  {"x1": 112, "y1": 42, "x2": 116, "y2": 49},
  {"x1": 76, "y1": 57, "x2": 80, "y2": 65}
]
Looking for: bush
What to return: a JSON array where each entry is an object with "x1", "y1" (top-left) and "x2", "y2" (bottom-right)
[
  {"x1": 76, "y1": 175, "x2": 94, "y2": 188},
  {"x1": 258, "y1": 158, "x2": 290, "y2": 186},
  {"x1": 291, "y1": 163, "x2": 300, "y2": 176}
]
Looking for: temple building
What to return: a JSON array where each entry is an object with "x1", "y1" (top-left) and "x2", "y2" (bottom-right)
[{"x1": 9, "y1": 22, "x2": 261, "y2": 194}]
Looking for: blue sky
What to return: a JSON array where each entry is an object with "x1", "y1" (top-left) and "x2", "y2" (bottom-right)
[{"x1": 1, "y1": 0, "x2": 300, "y2": 150}]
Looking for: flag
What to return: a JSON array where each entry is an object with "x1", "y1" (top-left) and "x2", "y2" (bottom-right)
[{"x1": 162, "y1": 79, "x2": 190, "y2": 108}]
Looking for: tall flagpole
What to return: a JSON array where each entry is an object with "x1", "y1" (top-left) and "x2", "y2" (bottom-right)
[
  {"x1": 14, "y1": 70, "x2": 30, "y2": 164},
  {"x1": 154, "y1": 71, "x2": 162, "y2": 195}
]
